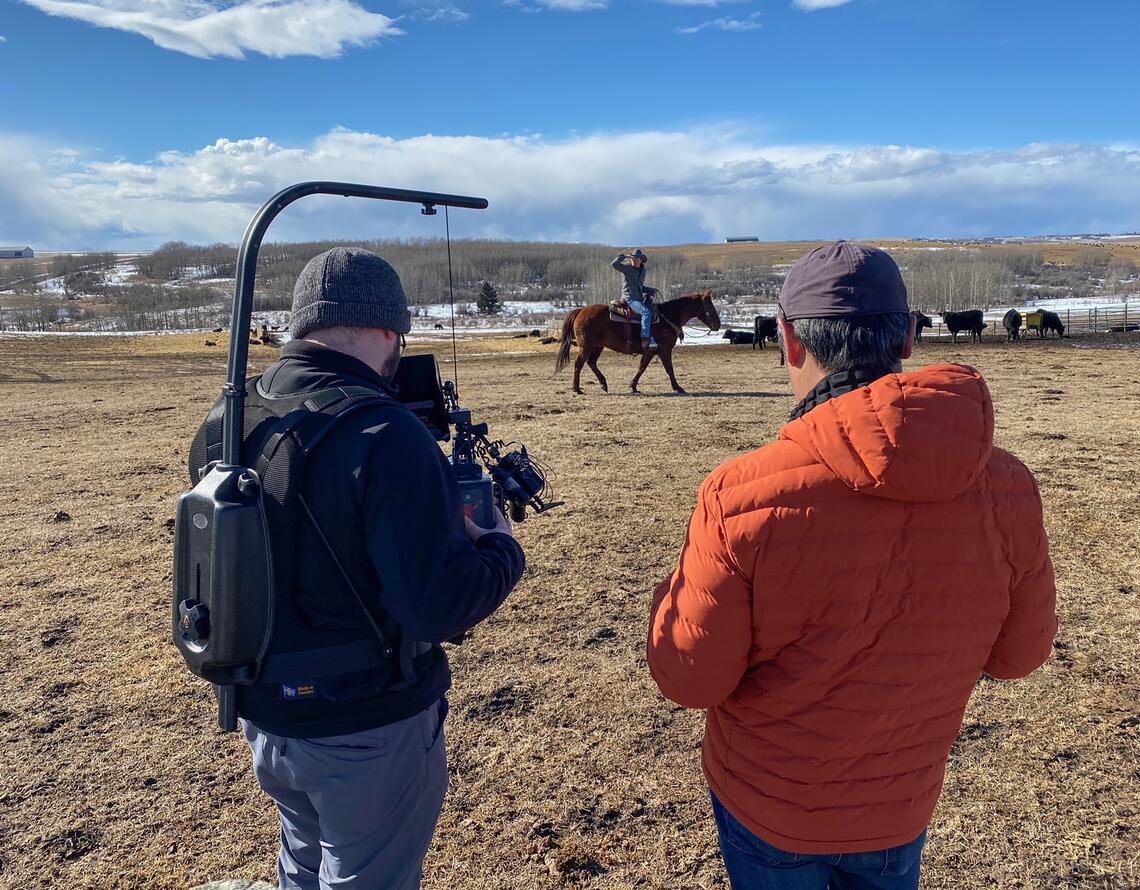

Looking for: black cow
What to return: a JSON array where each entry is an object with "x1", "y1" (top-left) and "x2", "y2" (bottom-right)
[
  {"x1": 753, "y1": 314, "x2": 779, "y2": 351},
  {"x1": 913, "y1": 311, "x2": 933, "y2": 341},
  {"x1": 1002, "y1": 309, "x2": 1022, "y2": 341},
  {"x1": 433, "y1": 323, "x2": 445, "y2": 330},
  {"x1": 940, "y1": 309, "x2": 987, "y2": 343},
  {"x1": 1039, "y1": 310, "x2": 1065, "y2": 338},
  {"x1": 723, "y1": 329, "x2": 756, "y2": 345}
]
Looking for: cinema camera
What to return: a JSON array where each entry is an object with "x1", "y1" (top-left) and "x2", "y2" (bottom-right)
[
  {"x1": 394, "y1": 353, "x2": 561, "y2": 525},
  {"x1": 173, "y1": 181, "x2": 562, "y2": 731}
]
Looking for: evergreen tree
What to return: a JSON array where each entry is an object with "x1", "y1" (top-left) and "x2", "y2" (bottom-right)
[{"x1": 477, "y1": 280, "x2": 502, "y2": 315}]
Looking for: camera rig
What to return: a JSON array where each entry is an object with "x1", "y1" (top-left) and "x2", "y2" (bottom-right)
[
  {"x1": 393, "y1": 353, "x2": 562, "y2": 524},
  {"x1": 173, "y1": 181, "x2": 563, "y2": 732}
]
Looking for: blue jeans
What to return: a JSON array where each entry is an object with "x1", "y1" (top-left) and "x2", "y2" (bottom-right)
[
  {"x1": 711, "y1": 792, "x2": 927, "y2": 890},
  {"x1": 627, "y1": 298, "x2": 653, "y2": 340}
]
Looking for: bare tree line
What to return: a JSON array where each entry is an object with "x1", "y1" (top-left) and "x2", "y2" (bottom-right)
[
  {"x1": 898, "y1": 250, "x2": 1016, "y2": 312},
  {"x1": 0, "y1": 283, "x2": 225, "y2": 332},
  {"x1": 0, "y1": 252, "x2": 118, "y2": 292},
  {"x1": 897, "y1": 249, "x2": 1138, "y2": 313},
  {"x1": 4, "y1": 241, "x2": 1135, "y2": 333},
  {"x1": 133, "y1": 240, "x2": 721, "y2": 307}
]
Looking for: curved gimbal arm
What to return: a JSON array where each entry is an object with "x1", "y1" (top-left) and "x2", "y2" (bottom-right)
[{"x1": 221, "y1": 181, "x2": 489, "y2": 465}]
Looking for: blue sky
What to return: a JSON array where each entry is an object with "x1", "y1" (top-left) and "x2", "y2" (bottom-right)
[{"x1": 2, "y1": 0, "x2": 1139, "y2": 248}]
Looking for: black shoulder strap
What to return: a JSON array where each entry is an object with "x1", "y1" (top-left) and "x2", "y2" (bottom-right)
[
  {"x1": 251, "y1": 384, "x2": 396, "y2": 478},
  {"x1": 202, "y1": 382, "x2": 417, "y2": 678},
  {"x1": 199, "y1": 397, "x2": 227, "y2": 478},
  {"x1": 282, "y1": 387, "x2": 421, "y2": 682},
  {"x1": 201, "y1": 381, "x2": 398, "y2": 476}
]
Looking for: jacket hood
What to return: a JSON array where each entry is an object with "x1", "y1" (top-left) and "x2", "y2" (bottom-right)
[{"x1": 779, "y1": 363, "x2": 994, "y2": 503}]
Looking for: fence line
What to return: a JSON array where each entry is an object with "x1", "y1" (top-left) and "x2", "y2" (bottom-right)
[
  {"x1": 918, "y1": 303, "x2": 1137, "y2": 339},
  {"x1": 1050, "y1": 303, "x2": 1135, "y2": 334}
]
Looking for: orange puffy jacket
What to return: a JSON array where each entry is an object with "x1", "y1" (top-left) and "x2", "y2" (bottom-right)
[{"x1": 648, "y1": 363, "x2": 1057, "y2": 854}]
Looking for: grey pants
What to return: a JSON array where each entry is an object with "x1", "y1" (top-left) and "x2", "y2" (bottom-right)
[{"x1": 242, "y1": 699, "x2": 448, "y2": 890}]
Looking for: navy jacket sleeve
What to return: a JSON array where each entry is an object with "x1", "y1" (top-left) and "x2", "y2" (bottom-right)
[{"x1": 359, "y1": 410, "x2": 525, "y2": 643}]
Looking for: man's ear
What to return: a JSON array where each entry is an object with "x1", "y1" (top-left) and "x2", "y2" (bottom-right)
[
  {"x1": 778, "y1": 314, "x2": 805, "y2": 368},
  {"x1": 375, "y1": 328, "x2": 401, "y2": 350},
  {"x1": 900, "y1": 313, "x2": 917, "y2": 361}
]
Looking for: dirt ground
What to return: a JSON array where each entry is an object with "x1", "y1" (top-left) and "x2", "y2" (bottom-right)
[{"x1": 1, "y1": 331, "x2": 1138, "y2": 890}]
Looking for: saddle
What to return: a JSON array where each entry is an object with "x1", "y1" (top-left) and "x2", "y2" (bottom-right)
[{"x1": 608, "y1": 299, "x2": 659, "y2": 326}]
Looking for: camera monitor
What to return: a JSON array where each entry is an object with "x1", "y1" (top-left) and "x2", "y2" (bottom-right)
[{"x1": 393, "y1": 353, "x2": 450, "y2": 441}]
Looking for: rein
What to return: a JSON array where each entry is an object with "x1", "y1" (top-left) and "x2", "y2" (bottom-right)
[
  {"x1": 658, "y1": 295, "x2": 712, "y2": 341},
  {"x1": 660, "y1": 314, "x2": 685, "y2": 340}
]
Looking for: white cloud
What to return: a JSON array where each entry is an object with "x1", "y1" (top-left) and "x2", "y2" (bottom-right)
[
  {"x1": 656, "y1": 0, "x2": 749, "y2": 6},
  {"x1": 0, "y1": 35, "x2": 7, "y2": 42},
  {"x1": 403, "y1": 0, "x2": 469, "y2": 22},
  {"x1": 521, "y1": 0, "x2": 750, "y2": 11},
  {"x1": 418, "y1": 5, "x2": 469, "y2": 22},
  {"x1": 534, "y1": 0, "x2": 607, "y2": 10},
  {"x1": 792, "y1": 0, "x2": 853, "y2": 9},
  {"x1": 17, "y1": 0, "x2": 401, "y2": 59},
  {"x1": 4, "y1": 128, "x2": 1140, "y2": 250},
  {"x1": 677, "y1": 11, "x2": 761, "y2": 33}
]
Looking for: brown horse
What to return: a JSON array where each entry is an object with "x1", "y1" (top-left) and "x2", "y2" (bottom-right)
[{"x1": 554, "y1": 291, "x2": 721, "y2": 394}]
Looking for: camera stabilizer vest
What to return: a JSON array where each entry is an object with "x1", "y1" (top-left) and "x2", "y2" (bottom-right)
[{"x1": 175, "y1": 379, "x2": 418, "y2": 717}]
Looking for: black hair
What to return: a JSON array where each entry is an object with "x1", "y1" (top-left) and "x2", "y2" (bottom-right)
[{"x1": 786, "y1": 313, "x2": 911, "y2": 372}]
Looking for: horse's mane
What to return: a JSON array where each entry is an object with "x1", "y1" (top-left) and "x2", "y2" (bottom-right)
[
  {"x1": 658, "y1": 290, "x2": 712, "y2": 320},
  {"x1": 659, "y1": 290, "x2": 712, "y2": 305}
]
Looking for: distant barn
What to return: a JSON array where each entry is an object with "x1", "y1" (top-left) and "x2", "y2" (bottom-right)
[
  {"x1": 725, "y1": 236, "x2": 759, "y2": 243},
  {"x1": 0, "y1": 246, "x2": 34, "y2": 259}
]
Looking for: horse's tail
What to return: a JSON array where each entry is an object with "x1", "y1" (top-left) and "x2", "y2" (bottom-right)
[{"x1": 553, "y1": 309, "x2": 581, "y2": 374}]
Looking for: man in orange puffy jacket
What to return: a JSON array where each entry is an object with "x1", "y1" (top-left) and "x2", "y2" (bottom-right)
[{"x1": 647, "y1": 241, "x2": 1057, "y2": 889}]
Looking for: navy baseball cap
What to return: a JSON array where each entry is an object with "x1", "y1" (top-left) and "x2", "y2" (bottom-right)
[{"x1": 779, "y1": 241, "x2": 909, "y2": 321}]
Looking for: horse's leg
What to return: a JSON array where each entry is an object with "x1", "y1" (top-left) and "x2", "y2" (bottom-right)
[
  {"x1": 660, "y1": 347, "x2": 685, "y2": 394},
  {"x1": 572, "y1": 341, "x2": 588, "y2": 394},
  {"x1": 629, "y1": 350, "x2": 653, "y2": 394},
  {"x1": 586, "y1": 347, "x2": 608, "y2": 392}
]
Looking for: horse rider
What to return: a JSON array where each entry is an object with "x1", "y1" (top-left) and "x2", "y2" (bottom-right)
[{"x1": 612, "y1": 249, "x2": 659, "y2": 349}]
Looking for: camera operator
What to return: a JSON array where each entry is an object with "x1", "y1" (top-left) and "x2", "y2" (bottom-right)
[{"x1": 191, "y1": 247, "x2": 525, "y2": 890}]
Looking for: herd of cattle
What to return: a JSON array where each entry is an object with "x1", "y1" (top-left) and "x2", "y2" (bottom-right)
[
  {"x1": 722, "y1": 308, "x2": 1067, "y2": 348},
  {"x1": 911, "y1": 308, "x2": 1066, "y2": 343}
]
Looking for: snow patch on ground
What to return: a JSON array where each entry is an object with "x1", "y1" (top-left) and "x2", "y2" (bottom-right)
[
  {"x1": 413, "y1": 300, "x2": 563, "y2": 320},
  {"x1": 1020, "y1": 294, "x2": 1138, "y2": 310},
  {"x1": 105, "y1": 263, "x2": 137, "y2": 286},
  {"x1": 0, "y1": 329, "x2": 213, "y2": 338}
]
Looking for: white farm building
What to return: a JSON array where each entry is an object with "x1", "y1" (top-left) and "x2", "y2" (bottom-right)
[{"x1": 0, "y1": 246, "x2": 34, "y2": 259}]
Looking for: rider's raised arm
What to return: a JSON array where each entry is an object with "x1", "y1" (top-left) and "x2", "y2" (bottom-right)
[{"x1": 612, "y1": 254, "x2": 629, "y2": 271}]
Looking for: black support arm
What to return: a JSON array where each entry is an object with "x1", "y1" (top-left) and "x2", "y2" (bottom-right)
[{"x1": 221, "y1": 181, "x2": 488, "y2": 465}]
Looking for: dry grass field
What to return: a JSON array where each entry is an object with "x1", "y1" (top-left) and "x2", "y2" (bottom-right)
[
  {"x1": 653, "y1": 239, "x2": 1140, "y2": 269},
  {"x1": 1, "y1": 331, "x2": 1138, "y2": 889}
]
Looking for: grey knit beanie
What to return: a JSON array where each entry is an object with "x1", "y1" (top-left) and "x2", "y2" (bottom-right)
[{"x1": 289, "y1": 247, "x2": 411, "y2": 339}]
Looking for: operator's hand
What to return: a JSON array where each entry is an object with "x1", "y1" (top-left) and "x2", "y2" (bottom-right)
[{"x1": 465, "y1": 509, "x2": 513, "y2": 542}]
